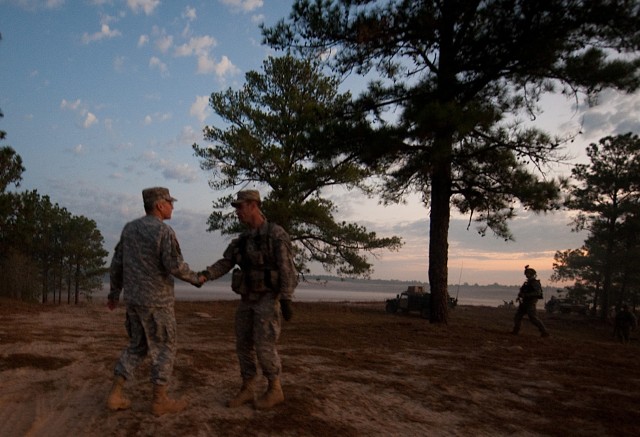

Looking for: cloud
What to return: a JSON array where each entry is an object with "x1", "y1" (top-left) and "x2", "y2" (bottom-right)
[
  {"x1": 60, "y1": 99, "x2": 82, "y2": 111},
  {"x1": 159, "y1": 162, "x2": 200, "y2": 183},
  {"x1": 81, "y1": 24, "x2": 121, "y2": 44},
  {"x1": 149, "y1": 56, "x2": 168, "y2": 76},
  {"x1": 156, "y1": 35, "x2": 174, "y2": 53},
  {"x1": 9, "y1": 0, "x2": 64, "y2": 11},
  {"x1": 197, "y1": 54, "x2": 240, "y2": 77},
  {"x1": 190, "y1": 95, "x2": 210, "y2": 123},
  {"x1": 141, "y1": 150, "x2": 200, "y2": 183},
  {"x1": 70, "y1": 144, "x2": 85, "y2": 155},
  {"x1": 137, "y1": 34, "x2": 149, "y2": 47},
  {"x1": 183, "y1": 6, "x2": 197, "y2": 21},
  {"x1": 173, "y1": 36, "x2": 239, "y2": 79},
  {"x1": 220, "y1": 0, "x2": 263, "y2": 13},
  {"x1": 61, "y1": 98, "x2": 99, "y2": 128},
  {"x1": 143, "y1": 112, "x2": 172, "y2": 125},
  {"x1": 174, "y1": 36, "x2": 217, "y2": 57},
  {"x1": 579, "y1": 90, "x2": 640, "y2": 141},
  {"x1": 113, "y1": 55, "x2": 125, "y2": 72},
  {"x1": 83, "y1": 112, "x2": 98, "y2": 128},
  {"x1": 127, "y1": 0, "x2": 160, "y2": 15}
]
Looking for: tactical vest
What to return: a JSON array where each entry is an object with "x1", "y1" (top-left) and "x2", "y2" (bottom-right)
[{"x1": 232, "y1": 223, "x2": 279, "y2": 295}]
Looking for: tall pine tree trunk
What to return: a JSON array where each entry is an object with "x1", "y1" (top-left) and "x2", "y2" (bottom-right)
[{"x1": 428, "y1": 136, "x2": 453, "y2": 324}]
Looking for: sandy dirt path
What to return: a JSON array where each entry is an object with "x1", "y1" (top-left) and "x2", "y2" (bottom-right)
[{"x1": 1, "y1": 298, "x2": 638, "y2": 436}]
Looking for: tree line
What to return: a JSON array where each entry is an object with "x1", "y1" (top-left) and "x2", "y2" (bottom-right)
[
  {"x1": 0, "y1": 135, "x2": 107, "y2": 304},
  {"x1": 2, "y1": 2, "x2": 640, "y2": 320},
  {"x1": 552, "y1": 133, "x2": 640, "y2": 318}
]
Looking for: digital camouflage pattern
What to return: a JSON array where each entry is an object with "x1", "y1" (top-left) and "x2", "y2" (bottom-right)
[
  {"x1": 109, "y1": 213, "x2": 200, "y2": 385},
  {"x1": 202, "y1": 220, "x2": 297, "y2": 382},
  {"x1": 115, "y1": 305, "x2": 178, "y2": 384},
  {"x1": 201, "y1": 220, "x2": 297, "y2": 300},
  {"x1": 235, "y1": 293, "x2": 282, "y2": 381},
  {"x1": 109, "y1": 215, "x2": 200, "y2": 307}
]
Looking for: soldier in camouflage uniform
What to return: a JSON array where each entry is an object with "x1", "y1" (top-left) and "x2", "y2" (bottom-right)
[
  {"x1": 199, "y1": 190, "x2": 297, "y2": 410},
  {"x1": 106, "y1": 187, "x2": 204, "y2": 416},
  {"x1": 512, "y1": 265, "x2": 549, "y2": 337},
  {"x1": 614, "y1": 305, "x2": 637, "y2": 344}
]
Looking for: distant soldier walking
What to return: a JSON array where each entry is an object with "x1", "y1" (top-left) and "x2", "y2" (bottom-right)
[
  {"x1": 199, "y1": 190, "x2": 297, "y2": 410},
  {"x1": 512, "y1": 265, "x2": 549, "y2": 337},
  {"x1": 107, "y1": 187, "x2": 203, "y2": 416},
  {"x1": 614, "y1": 305, "x2": 637, "y2": 344}
]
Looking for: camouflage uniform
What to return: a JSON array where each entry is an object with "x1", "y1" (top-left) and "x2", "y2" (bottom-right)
[
  {"x1": 109, "y1": 213, "x2": 200, "y2": 385},
  {"x1": 513, "y1": 276, "x2": 549, "y2": 336},
  {"x1": 201, "y1": 220, "x2": 296, "y2": 383}
]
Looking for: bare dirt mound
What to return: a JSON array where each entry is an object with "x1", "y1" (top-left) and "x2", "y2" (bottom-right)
[{"x1": 0, "y1": 298, "x2": 638, "y2": 436}]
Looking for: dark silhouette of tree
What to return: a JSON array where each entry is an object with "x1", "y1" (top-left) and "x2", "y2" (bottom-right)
[
  {"x1": 555, "y1": 133, "x2": 640, "y2": 317},
  {"x1": 264, "y1": 0, "x2": 640, "y2": 322},
  {"x1": 194, "y1": 55, "x2": 402, "y2": 277}
]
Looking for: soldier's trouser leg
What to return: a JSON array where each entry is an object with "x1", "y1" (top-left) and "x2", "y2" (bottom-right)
[
  {"x1": 512, "y1": 307, "x2": 525, "y2": 334},
  {"x1": 115, "y1": 306, "x2": 178, "y2": 385},
  {"x1": 235, "y1": 301, "x2": 258, "y2": 381},
  {"x1": 253, "y1": 294, "x2": 284, "y2": 409},
  {"x1": 253, "y1": 293, "x2": 282, "y2": 381},
  {"x1": 146, "y1": 306, "x2": 178, "y2": 385},
  {"x1": 526, "y1": 306, "x2": 548, "y2": 336},
  {"x1": 114, "y1": 306, "x2": 149, "y2": 381}
]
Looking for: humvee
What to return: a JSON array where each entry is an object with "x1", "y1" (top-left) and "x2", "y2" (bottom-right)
[
  {"x1": 545, "y1": 296, "x2": 589, "y2": 315},
  {"x1": 385, "y1": 285, "x2": 457, "y2": 319}
]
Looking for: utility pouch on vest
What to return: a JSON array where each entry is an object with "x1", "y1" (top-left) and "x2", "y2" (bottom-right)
[
  {"x1": 231, "y1": 268, "x2": 245, "y2": 295},
  {"x1": 267, "y1": 270, "x2": 279, "y2": 290},
  {"x1": 247, "y1": 269, "x2": 268, "y2": 293}
]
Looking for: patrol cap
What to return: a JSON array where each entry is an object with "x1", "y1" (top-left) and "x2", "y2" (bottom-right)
[
  {"x1": 142, "y1": 187, "x2": 177, "y2": 205},
  {"x1": 231, "y1": 190, "x2": 261, "y2": 207}
]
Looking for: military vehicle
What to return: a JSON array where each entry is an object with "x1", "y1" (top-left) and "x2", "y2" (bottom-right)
[
  {"x1": 385, "y1": 285, "x2": 457, "y2": 318},
  {"x1": 545, "y1": 296, "x2": 589, "y2": 315}
]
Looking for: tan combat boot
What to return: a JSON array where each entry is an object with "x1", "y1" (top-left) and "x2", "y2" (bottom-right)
[
  {"x1": 254, "y1": 378, "x2": 284, "y2": 410},
  {"x1": 227, "y1": 377, "x2": 257, "y2": 408},
  {"x1": 107, "y1": 375, "x2": 131, "y2": 411},
  {"x1": 151, "y1": 384, "x2": 188, "y2": 416}
]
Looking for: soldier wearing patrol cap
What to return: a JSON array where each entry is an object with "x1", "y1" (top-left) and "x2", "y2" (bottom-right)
[
  {"x1": 199, "y1": 189, "x2": 297, "y2": 410},
  {"x1": 107, "y1": 187, "x2": 204, "y2": 416},
  {"x1": 512, "y1": 265, "x2": 549, "y2": 337}
]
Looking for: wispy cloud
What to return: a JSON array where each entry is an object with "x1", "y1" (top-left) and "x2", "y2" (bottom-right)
[
  {"x1": 127, "y1": 0, "x2": 160, "y2": 15},
  {"x1": 142, "y1": 150, "x2": 200, "y2": 183},
  {"x1": 83, "y1": 112, "x2": 98, "y2": 128},
  {"x1": 174, "y1": 36, "x2": 217, "y2": 57},
  {"x1": 61, "y1": 98, "x2": 99, "y2": 129},
  {"x1": 190, "y1": 95, "x2": 210, "y2": 123},
  {"x1": 183, "y1": 6, "x2": 197, "y2": 21},
  {"x1": 137, "y1": 34, "x2": 149, "y2": 47},
  {"x1": 81, "y1": 24, "x2": 121, "y2": 44},
  {"x1": 220, "y1": 0, "x2": 263, "y2": 13},
  {"x1": 149, "y1": 56, "x2": 168, "y2": 76},
  {"x1": 142, "y1": 112, "x2": 172, "y2": 126},
  {"x1": 9, "y1": 0, "x2": 64, "y2": 12},
  {"x1": 197, "y1": 54, "x2": 240, "y2": 78},
  {"x1": 156, "y1": 34, "x2": 174, "y2": 53}
]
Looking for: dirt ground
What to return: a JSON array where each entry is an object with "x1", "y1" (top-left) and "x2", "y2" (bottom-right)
[{"x1": 0, "y1": 297, "x2": 638, "y2": 437}]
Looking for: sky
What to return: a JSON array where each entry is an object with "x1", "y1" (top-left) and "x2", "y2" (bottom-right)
[{"x1": 1, "y1": 0, "x2": 640, "y2": 287}]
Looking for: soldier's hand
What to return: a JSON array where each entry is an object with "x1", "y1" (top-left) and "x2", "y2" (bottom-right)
[{"x1": 280, "y1": 299, "x2": 293, "y2": 321}]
